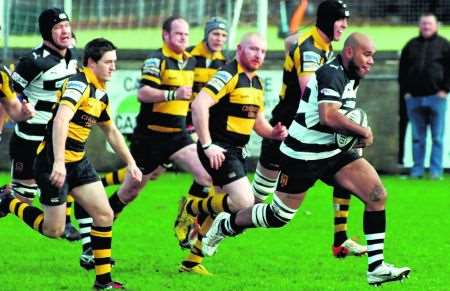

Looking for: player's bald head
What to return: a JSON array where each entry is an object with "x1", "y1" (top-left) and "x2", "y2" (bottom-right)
[
  {"x1": 239, "y1": 32, "x2": 267, "y2": 48},
  {"x1": 343, "y1": 32, "x2": 374, "y2": 51}
]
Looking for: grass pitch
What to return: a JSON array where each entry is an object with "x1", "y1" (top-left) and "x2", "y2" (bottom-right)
[{"x1": 0, "y1": 172, "x2": 449, "y2": 290}]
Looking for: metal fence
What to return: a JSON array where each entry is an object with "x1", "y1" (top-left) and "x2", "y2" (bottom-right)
[{"x1": 6, "y1": 0, "x2": 450, "y2": 36}]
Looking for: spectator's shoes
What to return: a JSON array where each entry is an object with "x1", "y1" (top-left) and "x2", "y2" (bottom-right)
[
  {"x1": 179, "y1": 264, "x2": 212, "y2": 276},
  {"x1": 332, "y1": 239, "x2": 368, "y2": 258},
  {"x1": 430, "y1": 174, "x2": 443, "y2": 180},
  {"x1": 367, "y1": 263, "x2": 411, "y2": 286},
  {"x1": 62, "y1": 222, "x2": 81, "y2": 241},
  {"x1": 93, "y1": 281, "x2": 125, "y2": 290}
]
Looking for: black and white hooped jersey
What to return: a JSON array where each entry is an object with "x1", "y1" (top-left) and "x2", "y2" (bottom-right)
[
  {"x1": 280, "y1": 55, "x2": 360, "y2": 160},
  {"x1": 11, "y1": 44, "x2": 77, "y2": 141}
]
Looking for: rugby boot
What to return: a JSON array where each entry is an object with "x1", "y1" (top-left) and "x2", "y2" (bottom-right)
[{"x1": 367, "y1": 262, "x2": 411, "y2": 286}]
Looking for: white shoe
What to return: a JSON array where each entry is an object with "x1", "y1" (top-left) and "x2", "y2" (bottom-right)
[
  {"x1": 367, "y1": 262, "x2": 411, "y2": 286},
  {"x1": 333, "y1": 239, "x2": 367, "y2": 257},
  {"x1": 342, "y1": 239, "x2": 367, "y2": 255},
  {"x1": 202, "y1": 212, "x2": 230, "y2": 257}
]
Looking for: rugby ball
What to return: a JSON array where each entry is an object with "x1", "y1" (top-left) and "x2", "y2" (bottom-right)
[{"x1": 335, "y1": 108, "x2": 368, "y2": 151}]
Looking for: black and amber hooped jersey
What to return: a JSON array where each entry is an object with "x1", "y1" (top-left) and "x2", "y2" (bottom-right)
[
  {"x1": 271, "y1": 26, "x2": 333, "y2": 128},
  {"x1": 0, "y1": 66, "x2": 17, "y2": 102},
  {"x1": 38, "y1": 67, "x2": 112, "y2": 163},
  {"x1": 203, "y1": 60, "x2": 264, "y2": 147},
  {"x1": 135, "y1": 44, "x2": 196, "y2": 135},
  {"x1": 186, "y1": 41, "x2": 227, "y2": 95}
]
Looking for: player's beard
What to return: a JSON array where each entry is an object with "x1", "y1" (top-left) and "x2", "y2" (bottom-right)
[
  {"x1": 240, "y1": 60, "x2": 257, "y2": 73},
  {"x1": 347, "y1": 59, "x2": 362, "y2": 80}
]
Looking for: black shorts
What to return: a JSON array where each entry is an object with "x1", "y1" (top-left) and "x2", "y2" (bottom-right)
[
  {"x1": 197, "y1": 141, "x2": 247, "y2": 187},
  {"x1": 258, "y1": 138, "x2": 283, "y2": 171},
  {"x1": 34, "y1": 152, "x2": 100, "y2": 206},
  {"x1": 277, "y1": 150, "x2": 361, "y2": 194},
  {"x1": 130, "y1": 132, "x2": 193, "y2": 175},
  {"x1": 9, "y1": 133, "x2": 41, "y2": 180}
]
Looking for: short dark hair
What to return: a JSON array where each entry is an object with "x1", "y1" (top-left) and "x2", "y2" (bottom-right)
[
  {"x1": 162, "y1": 16, "x2": 185, "y2": 33},
  {"x1": 83, "y1": 38, "x2": 116, "y2": 66}
]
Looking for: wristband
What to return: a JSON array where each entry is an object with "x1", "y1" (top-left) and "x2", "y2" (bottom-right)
[
  {"x1": 164, "y1": 90, "x2": 176, "y2": 101},
  {"x1": 202, "y1": 142, "x2": 212, "y2": 150}
]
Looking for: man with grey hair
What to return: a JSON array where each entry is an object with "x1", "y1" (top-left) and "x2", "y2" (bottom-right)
[{"x1": 399, "y1": 13, "x2": 450, "y2": 180}]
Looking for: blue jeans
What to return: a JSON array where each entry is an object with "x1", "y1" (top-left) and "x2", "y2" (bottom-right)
[{"x1": 406, "y1": 95, "x2": 447, "y2": 177}]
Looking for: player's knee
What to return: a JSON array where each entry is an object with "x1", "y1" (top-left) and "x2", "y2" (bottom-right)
[
  {"x1": 43, "y1": 224, "x2": 65, "y2": 238},
  {"x1": 365, "y1": 184, "x2": 387, "y2": 210},
  {"x1": 229, "y1": 193, "x2": 254, "y2": 210},
  {"x1": 380, "y1": 189, "x2": 387, "y2": 202},
  {"x1": 252, "y1": 196, "x2": 297, "y2": 228},
  {"x1": 195, "y1": 173, "x2": 211, "y2": 187},
  {"x1": 92, "y1": 206, "x2": 114, "y2": 226}
]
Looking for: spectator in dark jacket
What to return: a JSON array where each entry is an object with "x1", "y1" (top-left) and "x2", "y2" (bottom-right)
[{"x1": 398, "y1": 13, "x2": 450, "y2": 179}]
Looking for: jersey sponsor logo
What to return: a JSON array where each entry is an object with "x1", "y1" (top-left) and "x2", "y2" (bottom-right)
[
  {"x1": 50, "y1": 197, "x2": 60, "y2": 203},
  {"x1": 279, "y1": 173, "x2": 289, "y2": 188},
  {"x1": 227, "y1": 171, "x2": 237, "y2": 179},
  {"x1": 80, "y1": 113, "x2": 97, "y2": 127},
  {"x1": 142, "y1": 58, "x2": 161, "y2": 75},
  {"x1": 14, "y1": 161, "x2": 24, "y2": 172},
  {"x1": 67, "y1": 80, "x2": 87, "y2": 93},
  {"x1": 11, "y1": 72, "x2": 28, "y2": 88},
  {"x1": 242, "y1": 104, "x2": 259, "y2": 118},
  {"x1": 208, "y1": 70, "x2": 232, "y2": 92},
  {"x1": 329, "y1": 64, "x2": 340, "y2": 69},
  {"x1": 320, "y1": 88, "x2": 340, "y2": 97}
]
